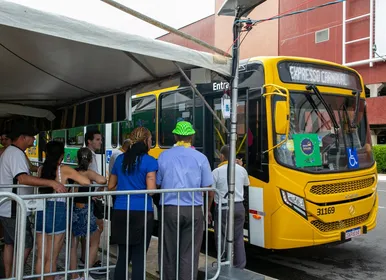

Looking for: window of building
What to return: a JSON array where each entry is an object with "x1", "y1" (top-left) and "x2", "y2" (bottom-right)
[
  {"x1": 379, "y1": 86, "x2": 386, "y2": 97},
  {"x1": 378, "y1": 135, "x2": 386, "y2": 144},
  {"x1": 315, "y1": 28, "x2": 329, "y2": 43}
]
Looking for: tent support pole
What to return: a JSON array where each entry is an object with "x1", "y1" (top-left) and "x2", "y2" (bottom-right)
[
  {"x1": 101, "y1": 0, "x2": 232, "y2": 58},
  {"x1": 174, "y1": 62, "x2": 229, "y2": 134},
  {"x1": 123, "y1": 52, "x2": 158, "y2": 79}
]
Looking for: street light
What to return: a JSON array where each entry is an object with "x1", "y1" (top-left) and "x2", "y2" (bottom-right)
[{"x1": 218, "y1": 0, "x2": 266, "y2": 17}]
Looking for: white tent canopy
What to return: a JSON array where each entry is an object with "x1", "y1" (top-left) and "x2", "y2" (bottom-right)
[
  {"x1": 0, "y1": 0, "x2": 231, "y2": 115},
  {"x1": 0, "y1": 103, "x2": 56, "y2": 120}
]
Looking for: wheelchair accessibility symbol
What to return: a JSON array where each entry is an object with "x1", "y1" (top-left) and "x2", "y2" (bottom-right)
[{"x1": 346, "y1": 148, "x2": 359, "y2": 169}]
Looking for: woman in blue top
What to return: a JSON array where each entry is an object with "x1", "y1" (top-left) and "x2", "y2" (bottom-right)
[{"x1": 108, "y1": 127, "x2": 157, "y2": 280}]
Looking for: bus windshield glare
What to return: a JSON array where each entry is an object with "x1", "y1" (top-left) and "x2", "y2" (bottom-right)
[{"x1": 273, "y1": 92, "x2": 374, "y2": 173}]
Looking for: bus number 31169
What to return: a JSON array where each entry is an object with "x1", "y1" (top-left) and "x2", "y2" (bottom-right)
[{"x1": 317, "y1": 207, "x2": 335, "y2": 216}]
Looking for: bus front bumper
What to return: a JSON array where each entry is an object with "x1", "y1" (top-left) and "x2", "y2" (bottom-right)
[{"x1": 270, "y1": 193, "x2": 378, "y2": 249}]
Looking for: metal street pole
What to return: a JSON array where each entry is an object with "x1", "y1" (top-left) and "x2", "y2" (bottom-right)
[{"x1": 226, "y1": 21, "x2": 242, "y2": 266}]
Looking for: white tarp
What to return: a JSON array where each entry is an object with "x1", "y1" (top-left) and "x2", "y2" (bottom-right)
[{"x1": 0, "y1": 0, "x2": 231, "y2": 110}]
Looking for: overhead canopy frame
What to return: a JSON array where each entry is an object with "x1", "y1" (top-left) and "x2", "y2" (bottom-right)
[{"x1": 0, "y1": 0, "x2": 231, "y2": 115}]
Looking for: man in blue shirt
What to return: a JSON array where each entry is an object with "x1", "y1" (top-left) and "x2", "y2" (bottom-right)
[{"x1": 157, "y1": 121, "x2": 213, "y2": 280}]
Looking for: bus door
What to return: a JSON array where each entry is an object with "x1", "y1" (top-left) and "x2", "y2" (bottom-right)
[
  {"x1": 203, "y1": 91, "x2": 248, "y2": 170},
  {"x1": 203, "y1": 90, "x2": 250, "y2": 235},
  {"x1": 203, "y1": 93, "x2": 229, "y2": 169}
]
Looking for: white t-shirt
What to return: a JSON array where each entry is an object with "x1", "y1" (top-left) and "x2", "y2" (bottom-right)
[
  {"x1": 212, "y1": 163, "x2": 250, "y2": 205},
  {"x1": 109, "y1": 149, "x2": 123, "y2": 174},
  {"x1": 0, "y1": 145, "x2": 34, "y2": 218},
  {"x1": 88, "y1": 149, "x2": 99, "y2": 174}
]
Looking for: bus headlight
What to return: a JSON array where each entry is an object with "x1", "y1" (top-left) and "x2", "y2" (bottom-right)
[{"x1": 280, "y1": 190, "x2": 307, "y2": 219}]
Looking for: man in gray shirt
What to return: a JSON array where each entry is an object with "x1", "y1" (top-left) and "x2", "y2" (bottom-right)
[{"x1": 208, "y1": 145, "x2": 249, "y2": 269}]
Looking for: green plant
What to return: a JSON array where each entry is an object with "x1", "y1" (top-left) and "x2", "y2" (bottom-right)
[{"x1": 373, "y1": 145, "x2": 386, "y2": 173}]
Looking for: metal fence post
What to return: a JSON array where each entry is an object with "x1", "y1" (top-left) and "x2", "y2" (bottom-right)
[{"x1": 0, "y1": 192, "x2": 28, "y2": 280}]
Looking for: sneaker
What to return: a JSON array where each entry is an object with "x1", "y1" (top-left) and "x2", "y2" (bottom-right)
[{"x1": 89, "y1": 260, "x2": 107, "y2": 275}]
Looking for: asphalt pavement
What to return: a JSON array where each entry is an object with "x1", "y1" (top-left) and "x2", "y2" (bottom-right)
[
  {"x1": 245, "y1": 181, "x2": 386, "y2": 280},
  {"x1": 1, "y1": 182, "x2": 385, "y2": 280}
]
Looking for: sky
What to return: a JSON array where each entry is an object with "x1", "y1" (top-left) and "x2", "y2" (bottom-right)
[{"x1": 8, "y1": 0, "x2": 216, "y2": 38}]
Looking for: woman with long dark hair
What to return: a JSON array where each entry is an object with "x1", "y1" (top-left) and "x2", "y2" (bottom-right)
[
  {"x1": 108, "y1": 127, "x2": 157, "y2": 280},
  {"x1": 69, "y1": 147, "x2": 107, "y2": 280},
  {"x1": 35, "y1": 141, "x2": 90, "y2": 280}
]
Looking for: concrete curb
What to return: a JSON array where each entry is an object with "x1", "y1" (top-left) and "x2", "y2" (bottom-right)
[{"x1": 378, "y1": 174, "x2": 386, "y2": 182}]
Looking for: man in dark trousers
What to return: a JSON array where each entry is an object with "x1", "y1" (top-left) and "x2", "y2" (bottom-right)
[
  {"x1": 208, "y1": 145, "x2": 249, "y2": 269},
  {"x1": 156, "y1": 121, "x2": 213, "y2": 280}
]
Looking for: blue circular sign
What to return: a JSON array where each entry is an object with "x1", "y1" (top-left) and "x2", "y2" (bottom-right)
[{"x1": 300, "y1": 138, "x2": 314, "y2": 155}]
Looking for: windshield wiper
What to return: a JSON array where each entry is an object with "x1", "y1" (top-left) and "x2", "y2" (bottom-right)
[
  {"x1": 351, "y1": 90, "x2": 361, "y2": 128},
  {"x1": 340, "y1": 103, "x2": 355, "y2": 148},
  {"x1": 306, "y1": 85, "x2": 340, "y2": 130},
  {"x1": 303, "y1": 94, "x2": 330, "y2": 132}
]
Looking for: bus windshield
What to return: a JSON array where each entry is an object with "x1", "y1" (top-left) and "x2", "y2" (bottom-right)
[{"x1": 273, "y1": 92, "x2": 374, "y2": 173}]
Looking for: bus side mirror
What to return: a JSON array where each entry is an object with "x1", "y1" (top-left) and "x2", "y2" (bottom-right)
[{"x1": 275, "y1": 101, "x2": 289, "y2": 135}]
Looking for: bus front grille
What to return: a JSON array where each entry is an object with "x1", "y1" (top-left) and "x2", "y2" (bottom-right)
[
  {"x1": 310, "y1": 177, "x2": 375, "y2": 195},
  {"x1": 311, "y1": 213, "x2": 369, "y2": 232}
]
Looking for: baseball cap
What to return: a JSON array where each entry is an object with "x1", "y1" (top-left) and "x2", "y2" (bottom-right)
[
  {"x1": 9, "y1": 121, "x2": 39, "y2": 139},
  {"x1": 172, "y1": 121, "x2": 196, "y2": 136}
]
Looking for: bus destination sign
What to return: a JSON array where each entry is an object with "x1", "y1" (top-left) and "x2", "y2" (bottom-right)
[{"x1": 278, "y1": 61, "x2": 362, "y2": 91}]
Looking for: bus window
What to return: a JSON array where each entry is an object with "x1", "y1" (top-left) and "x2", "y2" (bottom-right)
[
  {"x1": 111, "y1": 122, "x2": 119, "y2": 148},
  {"x1": 67, "y1": 127, "x2": 84, "y2": 146},
  {"x1": 120, "y1": 96, "x2": 156, "y2": 146},
  {"x1": 119, "y1": 121, "x2": 131, "y2": 143},
  {"x1": 52, "y1": 130, "x2": 66, "y2": 144},
  {"x1": 87, "y1": 124, "x2": 105, "y2": 135},
  {"x1": 247, "y1": 90, "x2": 269, "y2": 182},
  {"x1": 159, "y1": 89, "x2": 203, "y2": 147},
  {"x1": 192, "y1": 96, "x2": 203, "y2": 148},
  {"x1": 236, "y1": 99, "x2": 246, "y2": 160}
]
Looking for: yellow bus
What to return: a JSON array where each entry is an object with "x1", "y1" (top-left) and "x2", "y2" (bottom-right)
[
  {"x1": 29, "y1": 56, "x2": 378, "y2": 249},
  {"x1": 132, "y1": 56, "x2": 378, "y2": 249}
]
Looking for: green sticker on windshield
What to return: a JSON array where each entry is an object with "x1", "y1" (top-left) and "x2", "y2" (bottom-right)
[{"x1": 293, "y1": 134, "x2": 322, "y2": 167}]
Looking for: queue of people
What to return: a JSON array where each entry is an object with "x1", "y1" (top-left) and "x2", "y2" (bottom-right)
[{"x1": 0, "y1": 120, "x2": 248, "y2": 280}]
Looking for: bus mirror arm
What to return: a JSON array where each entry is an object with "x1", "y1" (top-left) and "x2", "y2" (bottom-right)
[{"x1": 261, "y1": 84, "x2": 290, "y2": 154}]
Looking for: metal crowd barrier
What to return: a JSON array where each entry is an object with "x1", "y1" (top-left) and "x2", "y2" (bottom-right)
[
  {"x1": 0, "y1": 192, "x2": 29, "y2": 280},
  {"x1": 0, "y1": 185, "x2": 223, "y2": 280}
]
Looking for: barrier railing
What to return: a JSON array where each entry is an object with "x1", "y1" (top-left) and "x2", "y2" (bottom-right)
[
  {"x1": 0, "y1": 186, "x2": 222, "y2": 280},
  {"x1": 0, "y1": 192, "x2": 29, "y2": 280}
]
